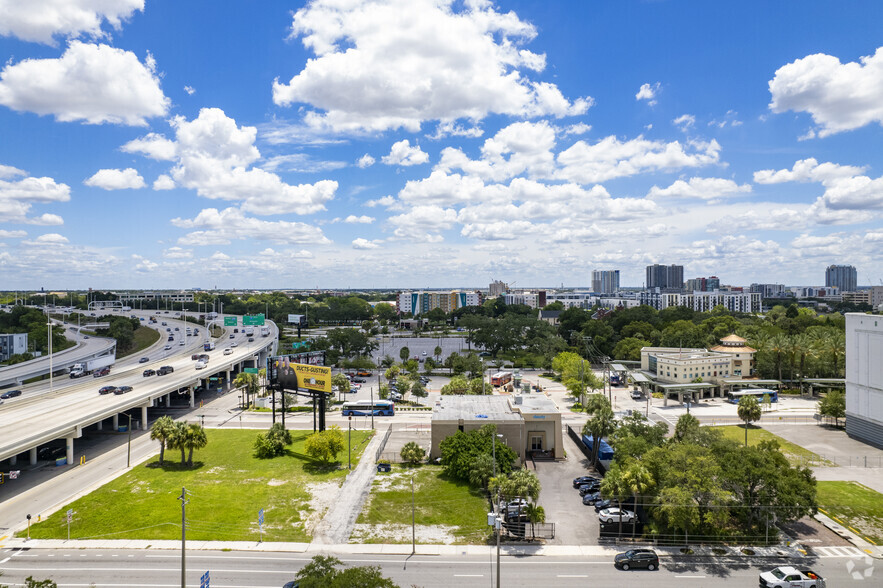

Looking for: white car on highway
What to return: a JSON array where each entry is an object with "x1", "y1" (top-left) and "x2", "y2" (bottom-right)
[
  {"x1": 195, "y1": 360, "x2": 207, "y2": 370},
  {"x1": 223, "y1": 348, "x2": 233, "y2": 355},
  {"x1": 164, "y1": 344, "x2": 172, "y2": 350}
]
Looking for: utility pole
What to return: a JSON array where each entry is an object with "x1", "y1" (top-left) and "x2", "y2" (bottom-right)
[
  {"x1": 127, "y1": 414, "x2": 133, "y2": 467},
  {"x1": 179, "y1": 487, "x2": 187, "y2": 588},
  {"x1": 47, "y1": 314, "x2": 53, "y2": 394},
  {"x1": 411, "y1": 475, "x2": 416, "y2": 555}
]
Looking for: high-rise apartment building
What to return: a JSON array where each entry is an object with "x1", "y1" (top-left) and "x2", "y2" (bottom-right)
[
  {"x1": 591, "y1": 270, "x2": 620, "y2": 294},
  {"x1": 488, "y1": 280, "x2": 508, "y2": 297},
  {"x1": 826, "y1": 265, "x2": 857, "y2": 292},
  {"x1": 646, "y1": 264, "x2": 684, "y2": 291},
  {"x1": 396, "y1": 290, "x2": 482, "y2": 316}
]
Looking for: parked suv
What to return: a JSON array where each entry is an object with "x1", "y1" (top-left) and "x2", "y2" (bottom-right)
[
  {"x1": 614, "y1": 549, "x2": 658, "y2": 571},
  {"x1": 573, "y1": 475, "x2": 601, "y2": 488}
]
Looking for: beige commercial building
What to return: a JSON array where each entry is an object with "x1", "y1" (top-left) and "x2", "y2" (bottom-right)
[{"x1": 430, "y1": 395, "x2": 563, "y2": 463}]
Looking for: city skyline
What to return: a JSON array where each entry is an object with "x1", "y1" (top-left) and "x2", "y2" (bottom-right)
[{"x1": 1, "y1": 1, "x2": 883, "y2": 290}]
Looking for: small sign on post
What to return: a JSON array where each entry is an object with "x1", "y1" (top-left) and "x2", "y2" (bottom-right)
[
  {"x1": 66, "y1": 508, "x2": 73, "y2": 541},
  {"x1": 258, "y1": 508, "x2": 264, "y2": 543},
  {"x1": 200, "y1": 571, "x2": 210, "y2": 588}
]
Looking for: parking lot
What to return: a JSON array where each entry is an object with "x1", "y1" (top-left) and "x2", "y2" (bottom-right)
[
  {"x1": 534, "y1": 432, "x2": 603, "y2": 545},
  {"x1": 371, "y1": 336, "x2": 478, "y2": 363}
]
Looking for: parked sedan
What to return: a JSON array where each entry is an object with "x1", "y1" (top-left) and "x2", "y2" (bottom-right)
[
  {"x1": 582, "y1": 492, "x2": 602, "y2": 505},
  {"x1": 594, "y1": 499, "x2": 621, "y2": 512},
  {"x1": 98, "y1": 386, "x2": 116, "y2": 395},
  {"x1": 614, "y1": 549, "x2": 659, "y2": 571},
  {"x1": 598, "y1": 508, "x2": 636, "y2": 524},
  {"x1": 578, "y1": 482, "x2": 602, "y2": 496},
  {"x1": 573, "y1": 475, "x2": 601, "y2": 488},
  {"x1": 352, "y1": 377, "x2": 366, "y2": 383}
]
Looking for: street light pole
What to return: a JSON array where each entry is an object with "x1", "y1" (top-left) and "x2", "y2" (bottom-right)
[{"x1": 348, "y1": 417, "x2": 352, "y2": 470}]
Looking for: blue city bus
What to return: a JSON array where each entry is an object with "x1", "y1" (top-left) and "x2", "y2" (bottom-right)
[
  {"x1": 341, "y1": 400, "x2": 395, "y2": 416},
  {"x1": 726, "y1": 389, "x2": 778, "y2": 404}
]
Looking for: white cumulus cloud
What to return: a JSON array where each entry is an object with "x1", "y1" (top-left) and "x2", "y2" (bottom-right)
[
  {"x1": 344, "y1": 215, "x2": 375, "y2": 224},
  {"x1": 122, "y1": 133, "x2": 177, "y2": 161},
  {"x1": 769, "y1": 47, "x2": 883, "y2": 137},
  {"x1": 0, "y1": 0, "x2": 143, "y2": 45},
  {"x1": 272, "y1": 0, "x2": 590, "y2": 133},
  {"x1": 647, "y1": 177, "x2": 751, "y2": 202},
  {"x1": 635, "y1": 82, "x2": 660, "y2": 105},
  {"x1": 153, "y1": 174, "x2": 175, "y2": 190},
  {"x1": 382, "y1": 140, "x2": 429, "y2": 166},
  {"x1": 753, "y1": 158, "x2": 865, "y2": 185},
  {"x1": 171, "y1": 207, "x2": 331, "y2": 246},
  {"x1": 0, "y1": 170, "x2": 70, "y2": 224},
  {"x1": 0, "y1": 41, "x2": 169, "y2": 126},
  {"x1": 352, "y1": 238, "x2": 380, "y2": 249},
  {"x1": 357, "y1": 154, "x2": 375, "y2": 168},
  {"x1": 84, "y1": 168, "x2": 145, "y2": 190}
]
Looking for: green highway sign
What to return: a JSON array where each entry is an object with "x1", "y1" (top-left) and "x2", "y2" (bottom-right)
[
  {"x1": 224, "y1": 316, "x2": 237, "y2": 326},
  {"x1": 244, "y1": 368, "x2": 259, "y2": 374},
  {"x1": 243, "y1": 314, "x2": 265, "y2": 326},
  {"x1": 292, "y1": 341, "x2": 310, "y2": 350}
]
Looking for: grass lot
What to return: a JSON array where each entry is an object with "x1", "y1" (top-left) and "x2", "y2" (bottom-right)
[
  {"x1": 352, "y1": 464, "x2": 490, "y2": 544},
  {"x1": 116, "y1": 326, "x2": 161, "y2": 359},
  {"x1": 23, "y1": 428, "x2": 373, "y2": 542},
  {"x1": 710, "y1": 425, "x2": 833, "y2": 466},
  {"x1": 817, "y1": 481, "x2": 883, "y2": 545}
]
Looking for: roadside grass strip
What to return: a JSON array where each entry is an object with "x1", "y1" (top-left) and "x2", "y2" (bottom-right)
[
  {"x1": 21, "y1": 429, "x2": 373, "y2": 543},
  {"x1": 817, "y1": 481, "x2": 883, "y2": 545},
  {"x1": 353, "y1": 464, "x2": 491, "y2": 544}
]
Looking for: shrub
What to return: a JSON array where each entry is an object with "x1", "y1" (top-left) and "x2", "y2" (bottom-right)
[
  {"x1": 400, "y1": 441, "x2": 426, "y2": 465},
  {"x1": 305, "y1": 426, "x2": 346, "y2": 463}
]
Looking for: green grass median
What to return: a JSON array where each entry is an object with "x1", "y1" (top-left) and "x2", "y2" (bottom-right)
[
  {"x1": 817, "y1": 481, "x2": 883, "y2": 546},
  {"x1": 23, "y1": 428, "x2": 373, "y2": 543},
  {"x1": 352, "y1": 464, "x2": 490, "y2": 544}
]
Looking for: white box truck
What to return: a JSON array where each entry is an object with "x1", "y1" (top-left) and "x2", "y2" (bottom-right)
[
  {"x1": 69, "y1": 355, "x2": 115, "y2": 378},
  {"x1": 260, "y1": 326, "x2": 270, "y2": 337}
]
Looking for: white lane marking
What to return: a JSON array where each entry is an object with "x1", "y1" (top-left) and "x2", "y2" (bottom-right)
[
  {"x1": 557, "y1": 574, "x2": 588, "y2": 577},
  {"x1": 453, "y1": 574, "x2": 484, "y2": 577},
  {"x1": 0, "y1": 557, "x2": 9, "y2": 564}
]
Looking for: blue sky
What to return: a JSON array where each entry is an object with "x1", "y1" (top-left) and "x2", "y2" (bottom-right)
[{"x1": 1, "y1": 0, "x2": 882, "y2": 290}]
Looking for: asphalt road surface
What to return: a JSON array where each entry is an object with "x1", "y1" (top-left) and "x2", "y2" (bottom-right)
[{"x1": 0, "y1": 547, "x2": 865, "y2": 587}]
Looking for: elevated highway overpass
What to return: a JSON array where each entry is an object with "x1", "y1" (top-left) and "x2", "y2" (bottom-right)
[{"x1": 0, "y1": 316, "x2": 278, "y2": 468}]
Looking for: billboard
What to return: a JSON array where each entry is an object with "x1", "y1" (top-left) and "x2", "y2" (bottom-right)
[
  {"x1": 288, "y1": 314, "x2": 307, "y2": 326},
  {"x1": 271, "y1": 355, "x2": 331, "y2": 393}
]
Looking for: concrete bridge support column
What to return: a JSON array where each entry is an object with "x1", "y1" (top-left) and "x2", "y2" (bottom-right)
[
  {"x1": 29, "y1": 447, "x2": 37, "y2": 465},
  {"x1": 9, "y1": 455, "x2": 17, "y2": 466},
  {"x1": 189, "y1": 387, "x2": 195, "y2": 408},
  {"x1": 165, "y1": 393, "x2": 171, "y2": 407},
  {"x1": 112, "y1": 414, "x2": 119, "y2": 431},
  {"x1": 96, "y1": 419, "x2": 103, "y2": 431},
  {"x1": 141, "y1": 405, "x2": 148, "y2": 431},
  {"x1": 65, "y1": 435, "x2": 74, "y2": 465}
]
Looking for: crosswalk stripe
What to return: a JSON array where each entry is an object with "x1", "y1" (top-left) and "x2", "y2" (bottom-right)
[{"x1": 812, "y1": 545, "x2": 865, "y2": 557}]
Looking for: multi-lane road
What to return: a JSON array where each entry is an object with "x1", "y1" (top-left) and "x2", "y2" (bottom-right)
[
  {"x1": 0, "y1": 546, "x2": 869, "y2": 587},
  {"x1": 0, "y1": 311, "x2": 277, "y2": 465}
]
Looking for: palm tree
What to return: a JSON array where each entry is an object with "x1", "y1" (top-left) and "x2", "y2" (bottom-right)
[
  {"x1": 234, "y1": 372, "x2": 260, "y2": 408},
  {"x1": 149, "y1": 416, "x2": 176, "y2": 465},
  {"x1": 167, "y1": 421, "x2": 188, "y2": 465},
  {"x1": 582, "y1": 395, "x2": 616, "y2": 466},
  {"x1": 183, "y1": 423, "x2": 208, "y2": 466},
  {"x1": 434, "y1": 345, "x2": 443, "y2": 364},
  {"x1": 523, "y1": 503, "x2": 546, "y2": 540},
  {"x1": 767, "y1": 334, "x2": 789, "y2": 383},
  {"x1": 792, "y1": 333, "x2": 814, "y2": 392},
  {"x1": 622, "y1": 461, "x2": 654, "y2": 538},
  {"x1": 737, "y1": 395, "x2": 762, "y2": 446}
]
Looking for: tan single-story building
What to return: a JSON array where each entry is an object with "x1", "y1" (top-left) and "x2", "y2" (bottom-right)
[{"x1": 430, "y1": 394, "x2": 563, "y2": 463}]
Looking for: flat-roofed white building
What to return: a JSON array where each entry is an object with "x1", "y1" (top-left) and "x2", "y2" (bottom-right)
[{"x1": 846, "y1": 313, "x2": 883, "y2": 448}]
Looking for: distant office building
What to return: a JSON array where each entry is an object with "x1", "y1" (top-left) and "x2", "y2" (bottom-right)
[
  {"x1": 846, "y1": 313, "x2": 883, "y2": 447},
  {"x1": 545, "y1": 291, "x2": 640, "y2": 310},
  {"x1": 396, "y1": 290, "x2": 482, "y2": 316},
  {"x1": 750, "y1": 283, "x2": 788, "y2": 298},
  {"x1": 646, "y1": 264, "x2": 684, "y2": 291},
  {"x1": 686, "y1": 276, "x2": 719, "y2": 292},
  {"x1": 790, "y1": 286, "x2": 839, "y2": 299},
  {"x1": 639, "y1": 290, "x2": 761, "y2": 314},
  {"x1": 503, "y1": 291, "x2": 547, "y2": 309},
  {"x1": 842, "y1": 291, "x2": 871, "y2": 306},
  {"x1": 591, "y1": 270, "x2": 620, "y2": 294},
  {"x1": 0, "y1": 333, "x2": 28, "y2": 361},
  {"x1": 488, "y1": 280, "x2": 508, "y2": 297},
  {"x1": 826, "y1": 265, "x2": 857, "y2": 292},
  {"x1": 871, "y1": 286, "x2": 883, "y2": 309}
]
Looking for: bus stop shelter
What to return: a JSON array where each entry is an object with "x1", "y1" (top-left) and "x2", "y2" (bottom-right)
[
  {"x1": 803, "y1": 378, "x2": 845, "y2": 397},
  {"x1": 720, "y1": 378, "x2": 781, "y2": 394},
  {"x1": 657, "y1": 382, "x2": 717, "y2": 406},
  {"x1": 630, "y1": 371, "x2": 652, "y2": 394}
]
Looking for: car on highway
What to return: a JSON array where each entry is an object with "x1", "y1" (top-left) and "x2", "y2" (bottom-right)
[
  {"x1": 157, "y1": 366, "x2": 174, "y2": 375},
  {"x1": 195, "y1": 360, "x2": 207, "y2": 370},
  {"x1": 143, "y1": 369, "x2": 155, "y2": 377},
  {"x1": 598, "y1": 508, "x2": 636, "y2": 524},
  {"x1": 98, "y1": 386, "x2": 116, "y2": 395},
  {"x1": 174, "y1": 327, "x2": 179, "y2": 331},
  {"x1": 179, "y1": 340, "x2": 185, "y2": 346},
  {"x1": 93, "y1": 367, "x2": 111, "y2": 377},
  {"x1": 231, "y1": 341, "x2": 238, "y2": 347},
  {"x1": 614, "y1": 549, "x2": 658, "y2": 571},
  {"x1": 223, "y1": 348, "x2": 233, "y2": 355},
  {"x1": 0, "y1": 389, "x2": 22, "y2": 399},
  {"x1": 229, "y1": 334, "x2": 235, "y2": 338},
  {"x1": 421, "y1": 350, "x2": 427, "y2": 356},
  {"x1": 114, "y1": 386, "x2": 133, "y2": 395},
  {"x1": 139, "y1": 357, "x2": 150, "y2": 363},
  {"x1": 191, "y1": 354, "x2": 201, "y2": 360},
  {"x1": 248, "y1": 337, "x2": 254, "y2": 342},
  {"x1": 573, "y1": 475, "x2": 601, "y2": 488},
  {"x1": 164, "y1": 344, "x2": 172, "y2": 350}
]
